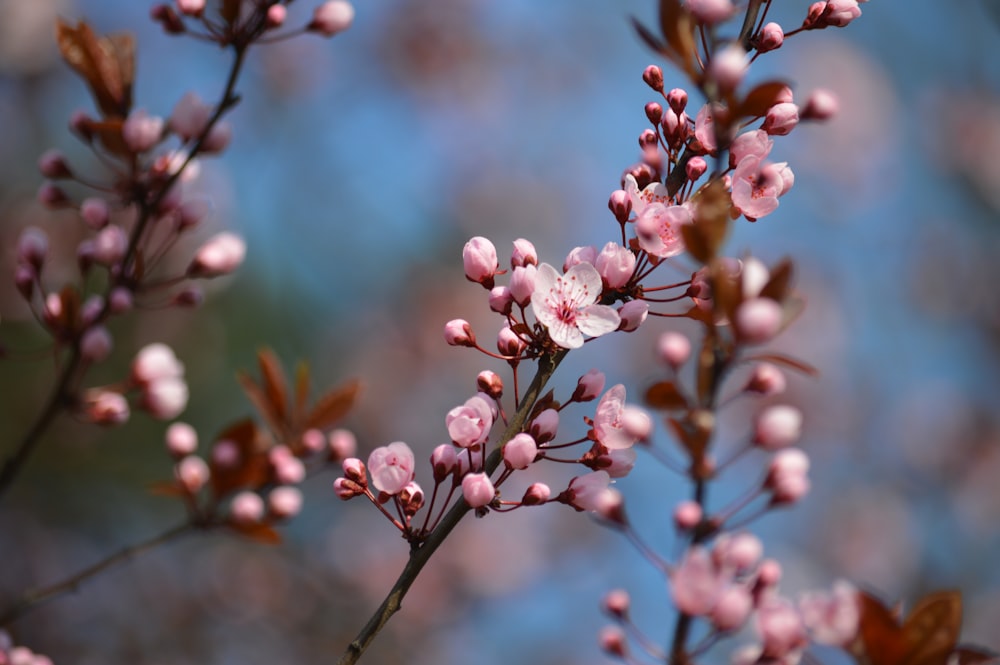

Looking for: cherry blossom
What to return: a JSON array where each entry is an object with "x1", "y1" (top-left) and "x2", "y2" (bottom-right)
[
  {"x1": 593, "y1": 385, "x2": 637, "y2": 450},
  {"x1": 367, "y1": 442, "x2": 415, "y2": 495},
  {"x1": 531, "y1": 262, "x2": 620, "y2": 349}
]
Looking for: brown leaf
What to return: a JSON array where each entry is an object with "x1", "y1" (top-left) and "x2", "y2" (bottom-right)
[
  {"x1": 681, "y1": 223, "x2": 712, "y2": 265},
  {"x1": 209, "y1": 419, "x2": 271, "y2": 498},
  {"x1": 56, "y1": 20, "x2": 134, "y2": 117},
  {"x1": 758, "y1": 258, "x2": 794, "y2": 302},
  {"x1": 658, "y1": 0, "x2": 697, "y2": 77},
  {"x1": 684, "y1": 180, "x2": 732, "y2": 264},
  {"x1": 645, "y1": 381, "x2": 688, "y2": 410},
  {"x1": 631, "y1": 17, "x2": 668, "y2": 56},
  {"x1": 237, "y1": 371, "x2": 284, "y2": 438},
  {"x1": 229, "y1": 522, "x2": 282, "y2": 545},
  {"x1": 901, "y1": 591, "x2": 961, "y2": 665},
  {"x1": 856, "y1": 590, "x2": 908, "y2": 665},
  {"x1": 257, "y1": 348, "x2": 289, "y2": 427},
  {"x1": 87, "y1": 118, "x2": 129, "y2": 156},
  {"x1": 738, "y1": 80, "x2": 792, "y2": 119},
  {"x1": 952, "y1": 647, "x2": 1000, "y2": 665},
  {"x1": 294, "y1": 361, "x2": 310, "y2": 421},
  {"x1": 304, "y1": 379, "x2": 361, "y2": 431}
]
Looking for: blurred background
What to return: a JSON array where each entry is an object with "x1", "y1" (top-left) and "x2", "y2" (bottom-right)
[{"x1": 1, "y1": 0, "x2": 1000, "y2": 663}]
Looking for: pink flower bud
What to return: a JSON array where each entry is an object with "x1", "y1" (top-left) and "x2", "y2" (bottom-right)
[
  {"x1": 17, "y1": 227, "x2": 49, "y2": 270},
  {"x1": 821, "y1": 0, "x2": 862, "y2": 28},
  {"x1": 756, "y1": 558, "x2": 783, "y2": 590},
  {"x1": 271, "y1": 448, "x2": 306, "y2": 485},
  {"x1": 83, "y1": 390, "x2": 130, "y2": 426},
  {"x1": 686, "y1": 0, "x2": 736, "y2": 24},
  {"x1": 528, "y1": 408, "x2": 559, "y2": 444},
  {"x1": 598, "y1": 625, "x2": 628, "y2": 658},
  {"x1": 565, "y1": 470, "x2": 612, "y2": 512},
  {"x1": 212, "y1": 439, "x2": 240, "y2": 470},
  {"x1": 175, "y1": 455, "x2": 209, "y2": 493},
  {"x1": 717, "y1": 532, "x2": 763, "y2": 572},
  {"x1": 301, "y1": 428, "x2": 326, "y2": 454},
  {"x1": 368, "y1": 442, "x2": 415, "y2": 495},
  {"x1": 333, "y1": 477, "x2": 365, "y2": 500},
  {"x1": 310, "y1": 0, "x2": 355, "y2": 36},
  {"x1": 231, "y1": 491, "x2": 265, "y2": 525},
  {"x1": 608, "y1": 189, "x2": 632, "y2": 224},
  {"x1": 801, "y1": 89, "x2": 839, "y2": 121},
  {"x1": 754, "y1": 405, "x2": 803, "y2": 450},
  {"x1": 462, "y1": 236, "x2": 498, "y2": 288},
  {"x1": 497, "y1": 325, "x2": 526, "y2": 357},
  {"x1": 666, "y1": 88, "x2": 688, "y2": 115},
  {"x1": 142, "y1": 377, "x2": 189, "y2": 420},
  {"x1": 617, "y1": 300, "x2": 649, "y2": 332},
  {"x1": 799, "y1": 580, "x2": 860, "y2": 647},
  {"x1": 431, "y1": 443, "x2": 459, "y2": 482},
  {"x1": 176, "y1": 0, "x2": 206, "y2": 16},
  {"x1": 80, "y1": 197, "x2": 110, "y2": 230},
  {"x1": 670, "y1": 546, "x2": 727, "y2": 616},
  {"x1": 710, "y1": 585, "x2": 753, "y2": 631},
  {"x1": 511, "y1": 238, "x2": 537, "y2": 268},
  {"x1": 166, "y1": 422, "x2": 198, "y2": 458},
  {"x1": 38, "y1": 149, "x2": 72, "y2": 179},
  {"x1": 708, "y1": 44, "x2": 748, "y2": 93},
  {"x1": 762, "y1": 102, "x2": 800, "y2": 136},
  {"x1": 757, "y1": 22, "x2": 784, "y2": 52},
  {"x1": 170, "y1": 92, "x2": 211, "y2": 141},
  {"x1": 674, "y1": 499, "x2": 703, "y2": 530},
  {"x1": 173, "y1": 286, "x2": 203, "y2": 307},
  {"x1": 642, "y1": 65, "x2": 664, "y2": 92},
  {"x1": 341, "y1": 457, "x2": 367, "y2": 484},
  {"x1": 686, "y1": 156, "x2": 707, "y2": 181},
  {"x1": 644, "y1": 102, "x2": 663, "y2": 126},
  {"x1": 187, "y1": 232, "x2": 246, "y2": 278},
  {"x1": 399, "y1": 481, "x2": 424, "y2": 517},
  {"x1": 201, "y1": 122, "x2": 231, "y2": 153},
  {"x1": 461, "y1": 472, "x2": 495, "y2": 508},
  {"x1": 521, "y1": 482, "x2": 551, "y2": 505},
  {"x1": 443, "y1": 319, "x2": 475, "y2": 347},
  {"x1": 508, "y1": 264, "x2": 537, "y2": 306},
  {"x1": 562, "y1": 245, "x2": 597, "y2": 272},
  {"x1": 487, "y1": 285, "x2": 513, "y2": 315},
  {"x1": 123, "y1": 109, "x2": 164, "y2": 152},
  {"x1": 502, "y1": 433, "x2": 537, "y2": 470},
  {"x1": 328, "y1": 428, "x2": 357, "y2": 461},
  {"x1": 766, "y1": 448, "x2": 811, "y2": 505},
  {"x1": 757, "y1": 596, "x2": 808, "y2": 657},
  {"x1": 93, "y1": 226, "x2": 128, "y2": 266},
  {"x1": 476, "y1": 370, "x2": 503, "y2": 399},
  {"x1": 266, "y1": 4, "x2": 287, "y2": 28},
  {"x1": 602, "y1": 589, "x2": 630, "y2": 618},
  {"x1": 268, "y1": 486, "x2": 303, "y2": 519},
  {"x1": 621, "y1": 406, "x2": 652, "y2": 443},
  {"x1": 658, "y1": 331, "x2": 691, "y2": 368},
  {"x1": 744, "y1": 362, "x2": 786, "y2": 396},
  {"x1": 80, "y1": 326, "x2": 113, "y2": 363},
  {"x1": 573, "y1": 369, "x2": 605, "y2": 402},
  {"x1": 132, "y1": 343, "x2": 184, "y2": 385},
  {"x1": 735, "y1": 298, "x2": 783, "y2": 344},
  {"x1": 595, "y1": 242, "x2": 636, "y2": 289}
]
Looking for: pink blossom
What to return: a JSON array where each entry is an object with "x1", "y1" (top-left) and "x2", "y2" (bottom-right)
[
  {"x1": 508, "y1": 264, "x2": 537, "y2": 306},
  {"x1": 754, "y1": 405, "x2": 803, "y2": 450},
  {"x1": 510, "y1": 238, "x2": 537, "y2": 268},
  {"x1": 476, "y1": 370, "x2": 503, "y2": 398},
  {"x1": 521, "y1": 482, "x2": 551, "y2": 505},
  {"x1": 461, "y1": 472, "x2": 495, "y2": 508},
  {"x1": 334, "y1": 477, "x2": 365, "y2": 500},
  {"x1": 617, "y1": 300, "x2": 649, "y2": 332},
  {"x1": 598, "y1": 625, "x2": 628, "y2": 658},
  {"x1": 166, "y1": 422, "x2": 198, "y2": 457},
  {"x1": 80, "y1": 197, "x2": 110, "y2": 229},
  {"x1": 686, "y1": 156, "x2": 707, "y2": 181},
  {"x1": 311, "y1": 0, "x2": 355, "y2": 36},
  {"x1": 431, "y1": 443, "x2": 459, "y2": 481},
  {"x1": 528, "y1": 408, "x2": 559, "y2": 443},
  {"x1": 122, "y1": 109, "x2": 164, "y2": 152},
  {"x1": 595, "y1": 242, "x2": 635, "y2": 289},
  {"x1": 497, "y1": 325, "x2": 527, "y2": 356},
  {"x1": 715, "y1": 532, "x2": 763, "y2": 572},
  {"x1": 731, "y1": 156, "x2": 784, "y2": 219},
  {"x1": 176, "y1": 0, "x2": 206, "y2": 16},
  {"x1": 175, "y1": 455, "x2": 209, "y2": 493},
  {"x1": 212, "y1": 440, "x2": 241, "y2": 468},
  {"x1": 170, "y1": 92, "x2": 212, "y2": 141},
  {"x1": 572, "y1": 369, "x2": 605, "y2": 402},
  {"x1": 767, "y1": 448, "x2": 811, "y2": 505},
  {"x1": 658, "y1": 332, "x2": 691, "y2": 368},
  {"x1": 602, "y1": 589, "x2": 631, "y2": 618},
  {"x1": 802, "y1": 89, "x2": 839, "y2": 121},
  {"x1": 444, "y1": 319, "x2": 475, "y2": 347},
  {"x1": 799, "y1": 580, "x2": 860, "y2": 646},
  {"x1": 531, "y1": 262, "x2": 620, "y2": 349},
  {"x1": 757, "y1": 595, "x2": 809, "y2": 657},
  {"x1": 735, "y1": 297, "x2": 783, "y2": 343},
  {"x1": 565, "y1": 470, "x2": 612, "y2": 512},
  {"x1": 685, "y1": 0, "x2": 735, "y2": 24},
  {"x1": 608, "y1": 189, "x2": 632, "y2": 223},
  {"x1": 341, "y1": 457, "x2": 367, "y2": 484},
  {"x1": 38, "y1": 149, "x2": 71, "y2": 179},
  {"x1": 143, "y1": 376, "x2": 189, "y2": 420},
  {"x1": 710, "y1": 585, "x2": 753, "y2": 631},
  {"x1": 326, "y1": 429, "x2": 356, "y2": 461},
  {"x1": 758, "y1": 22, "x2": 784, "y2": 52},
  {"x1": 562, "y1": 245, "x2": 598, "y2": 272},
  {"x1": 593, "y1": 385, "x2": 636, "y2": 450},
  {"x1": 231, "y1": 491, "x2": 265, "y2": 525},
  {"x1": 635, "y1": 201, "x2": 691, "y2": 259},
  {"x1": 270, "y1": 446, "x2": 305, "y2": 484},
  {"x1": 489, "y1": 286, "x2": 513, "y2": 315},
  {"x1": 93, "y1": 225, "x2": 128, "y2": 266},
  {"x1": 730, "y1": 130, "x2": 773, "y2": 167},
  {"x1": 80, "y1": 326, "x2": 113, "y2": 363},
  {"x1": 268, "y1": 486, "x2": 303, "y2": 519},
  {"x1": 620, "y1": 406, "x2": 652, "y2": 443},
  {"x1": 83, "y1": 390, "x2": 130, "y2": 426},
  {"x1": 462, "y1": 236, "x2": 498, "y2": 287},
  {"x1": 599, "y1": 447, "x2": 637, "y2": 478},
  {"x1": 129, "y1": 347, "x2": 181, "y2": 387},
  {"x1": 367, "y1": 442, "x2": 415, "y2": 495},
  {"x1": 762, "y1": 103, "x2": 800, "y2": 136},
  {"x1": 643, "y1": 65, "x2": 664, "y2": 93},
  {"x1": 445, "y1": 395, "x2": 494, "y2": 448},
  {"x1": 673, "y1": 500, "x2": 702, "y2": 530},
  {"x1": 694, "y1": 103, "x2": 724, "y2": 154},
  {"x1": 503, "y1": 433, "x2": 537, "y2": 470},
  {"x1": 398, "y1": 481, "x2": 424, "y2": 516},
  {"x1": 187, "y1": 232, "x2": 246, "y2": 278},
  {"x1": 670, "y1": 546, "x2": 729, "y2": 616},
  {"x1": 744, "y1": 362, "x2": 786, "y2": 396},
  {"x1": 823, "y1": 0, "x2": 862, "y2": 27},
  {"x1": 266, "y1": 4, "x2": 287, "y2": 27},
  {"x1": 708, "y1": 44, "x2": 748, "y2": 93}
]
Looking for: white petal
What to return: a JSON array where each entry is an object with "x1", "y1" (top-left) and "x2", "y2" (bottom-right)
[
  {"x1": 549, "y1": 320, "x2": 584, "y2": 349},
  {"x1": 577, "y1": 305, "x2": 621, "y2": 338}
]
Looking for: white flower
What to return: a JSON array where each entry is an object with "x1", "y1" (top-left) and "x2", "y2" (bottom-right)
[{"x1": 531, "y1": 262, "x2": 620, "y2": 349}]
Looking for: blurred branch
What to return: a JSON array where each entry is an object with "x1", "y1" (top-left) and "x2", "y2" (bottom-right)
[
  {"x1": 0, "y1": 521, "x2": 195, "y2": 626},
  {"x1": 336, "y1": 350, "x2": 567, "y2": 665}
]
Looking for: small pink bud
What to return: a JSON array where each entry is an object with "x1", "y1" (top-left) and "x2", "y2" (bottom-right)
[
  {"x1": 673, "y1": 500, "x2": 703, "y2": 530},
  {"x1": 80, "y1": 197, "x2": 110, "y2": 230},
  {"x1": 757, "y1": 558, "x2": 783, "y2": 588},
  {"x1": 476, "y1": 370, "x2": 503, "y2": 399},
  {"x1": 620, "y1": 406, "x2": 652, "y2": 443},
  {"x1": 80, "y1": 326, "x2": 112, "y2": 363},
  {"x1": 341, "y1": 457, "x2": 367, "y2": 484},
  {"x1": 17, "y1": 227, "x2": 49, "y2": 270},
  {"x1": 686, "y1": 156, "x2": 708, "y2": 181},
  {"x1": 666, "y1": 88, "x2": 688, "y2": 114},
  {"x1": 231, "y1": 491, "x2": 265, "y2": 525},
  {"x1": 528, "y1": 408, "x2": 559, "y2": 444},
  {"x1": 602, "y1": 589, "x2": 630, "y2": 618},
  {"x1": 595, "y1": 242, "x2": 635, "y2": 289},
  {"x1": 562, "y1": 245, "x2": 597, "y2": 272},
  {"x1": 399, "y1": 481, "x2": 425, "y2": 517},
  {"x1": 497, "y1": 325, "x2": 526, "y2": 357},
  {"x1": 708, "y1": 44, "x2": 748, "y2": 93},
  {"x1": 762, "y1": 102, "x2": 800, "y2": 136},
  {"x1": 38, "y1": 150, "x2": 72, "y2": 179},
  {"x1": 573, "y1": 369, "x2": 605, "y2": 402},
  {"x1": 462, "y1": 236, "x2": 498, "y2": 288},
  {"x1": 187, "y1": 232, "x2": 246, "y2": 278},
  {"x1": 176, "y1": 0, "x2": 206, "y2": 17},
  {"x1": 735, "y1": 297, "x2": 783, "y2": 344},
  {"x1": 608, "y1": 189, "x2": 632, "y2": 224},
  {"x1": 69, "y1": 109, "x2": 95, "y2": 140},
  {"x1": 710, "y1": 585, "x2": 753, "y2": 631},
  {"x1": 508, "y1": 264, "x2": 537, "y2": 306},
  {"x1": 644, "y1": 102, "x2": 663, "y2": 126},
  {"x1": 142, "y1": 377, "x2": 189, "y2": 420},
  {"x1": 801, "y1": 89, "x2": 839, "y2": 121},
  {"x1": 301, "y1": 428, "x2": 326, "y2": 454},
  {"x1": 175, "y1": 455, "x2": 209, "y2": 493},
  {"x1": 521, "y1": 482, "x2": 551, "y2": 505},
  {"x1": 81, "y1": 295, "x2": 106, "y2": 326},
  {"x1": 687, "y1": 0, "x2": 736, "y2": 24},
  {"x1": 170, "y1": 92, "x2": 211, "y2": 141},
  {"x1": 717, "y1": 532, "x2": 763, "y2": 572},
  {"x1": 754, "y1": 405, "x2": 803, "y2": 450},
  {"x1": 266, "y1": 4, "x2": 287, "y2": 28},
  {"x1": 212, "y1": 440, "x2": 241, "y2": 469},
  {"x1": 93, "y1": 226, "x2": 128, "y2": 266},
  {"x1": 767, "y1": 448, "x2": 811, "y2": 505},
  {"x1": 268, "y1": 486, "x2": 303, "y2": 519},
  {"x1": 757, "y1": 22, "x2": 784, "y2": 52},
  {"x1": 333, "y1": 477, "x2": 365, "y2": 500},
  {"x1": 431, "y1": 443, "x2": 459, "y2": 482},
  {"x1": 510, "y1": 238, "x2": 537, "y2": 268},
  {"x1": 173, "y1": 286, "x2": 204, "y2": 307},
  {"x1": 488, "y1": 285, "x2": 513, "y2": 315},
  {"x1": 658, "y1": 331, "x2": 691, "y2": 368},
  {"x1": 166, "y1": 422, "x2": 198, "y2": 457},
  {"x1": 598, "y1": 625, "x2": 628, "y2": 658},
  {"x1": 744, "y1": 362, "x2": 786, "y2": 396},
  {"x1": 328, "y1": 429, "x2": 357, "y2": 461},
  {"x1": 642, "y1": 65, "x2": 664, "y2": 92},
  {"x1": 617, "y1": 300, "x2": 649, "y2": 332},
  {"x1": 123, "y1": 109, "x2": 164, "y2": 153},
  {"x1": 461, "y1": 472, "x2": 495, "y2": 508},
  {"x1": 132, "y1": 343, "x2": 184, "y2": 385},
  {"x1": 820, "y1": 0, "x2": 862, "y2": 28},
  {"x1": 757, "y1": 596, "x2": 809, "y2": 657},
  {"x1": 83, "y1": 390, "x2": 130, "y2": 426},
  {"x1": 502, "y1": 433, "x2": 537, "y2": 470},
  {"x1": 310, "y1": 0, "x2": 355, "y2": 37},
  {"x1": 270, "y1": 446, "x2": 306, "y2": 484},
  {"x1": 178, "y1": 199, "x2": 210, "y2": 230},
  {"x1": 444, "y1": 319, "x2": 476, "y2": 347}
]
